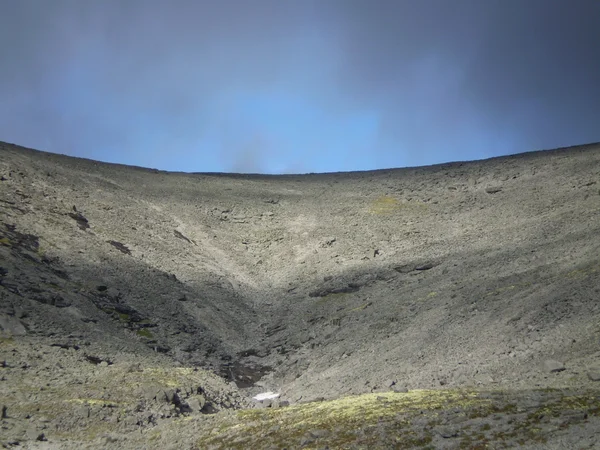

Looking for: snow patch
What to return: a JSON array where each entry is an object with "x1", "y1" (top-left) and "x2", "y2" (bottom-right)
[{"x1": 253, "y1": 392, "x2": 280, "y2": 401}]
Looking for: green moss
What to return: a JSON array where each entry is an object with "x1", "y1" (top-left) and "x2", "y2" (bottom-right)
[
  {"x1": 0, "y1": 237, "x2": 11, "y2": 246},
  {"x1": 136, "y1": 328, "x2": 153, "y2": 338},
  {"x1": 117, "y1": 312, "x2": 131, "y2": 322}
]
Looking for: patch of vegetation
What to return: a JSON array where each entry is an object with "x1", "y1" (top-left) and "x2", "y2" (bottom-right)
[
  {"x1": 193, "y1": 389, "x2": 600, "y2": 449},
  {"x1": 196, "y1": 389, "x2": 483, "y2": 449},
  {"x1": 369, "y1": 195, "x2": 429, "y2": 215},
  {"x1": 136, "y1": 328, "x2": 154, "y2": 339},
  {"x1": 370, "y1": 195, "x2": 400, "y2": 214},
  {"x1": 0, "y1": 335, "x2": 15, "y2": 345}
]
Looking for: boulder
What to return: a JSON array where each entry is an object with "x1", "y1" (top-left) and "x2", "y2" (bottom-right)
[
  {"x1": 587, "y1": 370, "x2": 600, "y2": 381},
  {"x1": 186, "y1": 395, "x2": 206, "y2": 413},
  {"x1": 544, "y1": 360, "x2": 565, "y2": 373}
]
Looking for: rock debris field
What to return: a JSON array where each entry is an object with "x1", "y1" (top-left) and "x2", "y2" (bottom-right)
[{"x1": 1, "y1": 140, "x2": 600, "y2": 449}]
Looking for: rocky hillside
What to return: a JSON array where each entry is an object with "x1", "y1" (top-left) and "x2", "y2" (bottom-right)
[{"x1": 1, "y1": 141, "x2": 599, "y2": 448}]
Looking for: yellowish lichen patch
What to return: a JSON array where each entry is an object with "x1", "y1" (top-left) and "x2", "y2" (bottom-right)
[
  {"x1": 370, "y1": 196, "x2": 400, "y2": 214},
  {"x1": 369, "y1": 196, "x2": 428, "y2": 215},
  {"x1": 192, "y1": 388, "x2": 600, "y2": 449},
  {"x1": 196, "y1": 389, "x2": 483, "y2": 449}
]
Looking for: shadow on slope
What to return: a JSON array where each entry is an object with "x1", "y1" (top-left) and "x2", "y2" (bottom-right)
[
  {"x1": 0, "y1": 220, "x2": 272, "y2": 388},
  {"x1": 258, "y1": 223, "x2": 600, "y2": 401}
]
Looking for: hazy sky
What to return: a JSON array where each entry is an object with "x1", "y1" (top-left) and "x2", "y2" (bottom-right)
[{"x1": 1, "y1": 0, "x2": 599, "y2": 174}]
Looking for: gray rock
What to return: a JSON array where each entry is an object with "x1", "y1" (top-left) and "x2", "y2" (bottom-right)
[
  {"x1": 587, "y1": 370, "x2": 600, "y2": 381},
  {"x1": 485, "y1": 186, "x2": 502, "y2": 194},
  {"x1": 560, "y1": 410, "x2": 588, "y2": 425},
  {"x1": 163, "y1": 389, "x2": 176, "y2": 403},
  {"x1": 75, "y1": 405, "x2": 90, "y2": 419},
  {"x1": 437, "y1": 426, "x2": 460, "y2": 438},
  {"x1": 474, "y1": 373, "x2": 494, "y2": 384},
  {"x1": 300, "y1": 429, "x2": 329, "y2": 446},
  {"x1": 299, "y1": 432, "x2": 315, "y2": 446},
  {"x1": 141, "y1": 386, "x2": 160, "y2": 401},
  {"x1": 309, "y1": 429, "x2": 329, "y2": 439},
  {"x1": 103, "y1": 434, "x2": 119, "y2": 445},
  {"x1": 126, "y1": 363, "x2": 142, "y2": 373},
  {"x1": 270, "y1": 399, "x2": 289, "y2": 409},
  {"x1": 25, "y1": 428, "x2": 45, "y2": 441},
  {"x1": 0, "y1": 314, "x2": 27, "y2": 336},
  {"x1": 544, "y1": 360, "x2": 565, "y2": 373},
  {"x1": 186, "y1": 395, "x2": 206, "y2": 412}
]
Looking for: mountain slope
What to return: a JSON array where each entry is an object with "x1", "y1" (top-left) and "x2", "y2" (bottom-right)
[{"x1": 1, "y1": 141, "x2": 599, "y2": 448}]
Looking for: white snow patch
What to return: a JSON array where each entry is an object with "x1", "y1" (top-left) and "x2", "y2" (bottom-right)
[{"x1": 253, "y1": 392, "x2": 280, "y2": 401}]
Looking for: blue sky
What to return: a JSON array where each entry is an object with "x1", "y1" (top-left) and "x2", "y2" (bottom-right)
[{"x1": 1, "y1": 0, "x2": 599, "y2": 174}]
